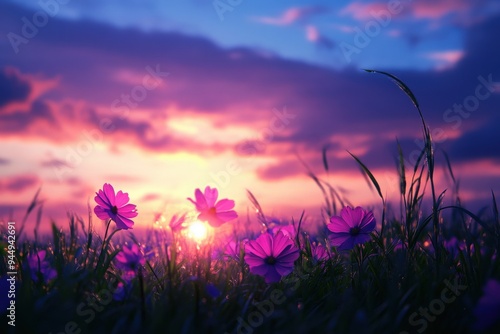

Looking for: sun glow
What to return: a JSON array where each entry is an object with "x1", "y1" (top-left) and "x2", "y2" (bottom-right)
[{"x1": 187, "y1": 220, "x2": 209, "y2": 243}]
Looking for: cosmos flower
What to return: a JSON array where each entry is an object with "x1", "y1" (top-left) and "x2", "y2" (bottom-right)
[
  {"x1": 327, "y1": 206, "x2": 376, "y2": 251},
  {"x1": 115, "y1": 244, "x2": 145, "y2": 275},
  {"x1": 474, "y1": 279, "x2": 500, "y2": 331},
  {"x1": 27, "y1": 250, "x2": 57, "y2": 283},
  {"x1": 113, "y1": 281, "x2": 131, "y2": 301},
  {"x1": 187, "y1": 186, "x2": 238, "y2": 227},
  {"x1": 271, "y1": 224, "x2": 296, "y2": 239},
  {"x1": 94, "y1": 183, "x2": 138, "y2": 230},
  {"x1": 311, "y1": 243, "x2": 330, "y2": 264},
  {"x1": 223, "y1": 239, "x2": 247, "y2": 262},
  {"x1": 169, "y1": 213, "x2": 187, "y2": 232},
  {"x1": 244, "y1": 231, "x2": 299, "y2": 283}
]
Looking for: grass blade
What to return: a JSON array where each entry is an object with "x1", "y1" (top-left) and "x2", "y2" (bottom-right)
[{"x1": 347, "y1": 150, "x2": 383, "y2": 201}]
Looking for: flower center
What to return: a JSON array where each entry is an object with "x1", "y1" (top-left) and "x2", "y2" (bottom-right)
[
  {"x1": 349, "y1": 226, "x2": 360, "y2": 236},
  {"x1": 264, "y1": 256, "x2": 277, "y2": 265},
  {"x1": 111, "y1": 205, "x2": 118, "y2": 214},
  {"x1": 208, "y1": 207, "x2": 217, "y2": 215}
]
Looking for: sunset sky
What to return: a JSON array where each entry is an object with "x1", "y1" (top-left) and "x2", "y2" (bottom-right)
[{"x1": 1, "y1": 0, "x2": 499, "y2": 235}]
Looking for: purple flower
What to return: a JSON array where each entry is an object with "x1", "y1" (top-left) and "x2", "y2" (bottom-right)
[
  {"x1": 271, "y1": 225, "x2": 296, "y2": 239},
  {"x1": 169, "y1": 213, "x2": 187, "y2": 232},
  {"x1": 27, "y1": 250, "x2": 57, "y2": 283},
  {"x1": 115, "y1": 244, "x2": 145, "y2": 275},
  {"x1": 94, "y1": 183, "x2": 138, "y2": 230},
  {"x1": 244, "y1": 232, "x2": 299, "y2": 283},
  {"x1": 327, "y1": 206, "x2": 376, "y2": 251},
  {"x1": 311, "y1": 243, "x2": 329, "y2": 264},
  {"x1": 223, "y1": 239, "x2": 247, "y2": 262},
  {"x1": 474, "y1": 279, "x2": 500, "y2": 331},
  {"x1": 113, "y1": 281, "x2": 132, "y2": 301},
  {"x1": 188, "y1": 186, "x2": 238, "y2": 227}
]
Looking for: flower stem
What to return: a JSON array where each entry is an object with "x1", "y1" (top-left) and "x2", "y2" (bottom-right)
[{"x1": 96, "y1": 219, "x2": 112, "y2": 269}]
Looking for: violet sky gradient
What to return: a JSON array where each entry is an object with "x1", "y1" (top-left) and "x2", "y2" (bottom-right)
[{"x1": 0, "y1": 0, "x2": 499, "y2": 235}]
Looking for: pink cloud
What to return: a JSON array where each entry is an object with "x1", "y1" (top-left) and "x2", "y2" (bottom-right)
[
  {"x1": 0, "y1": 174, "x2": 40, "y2": 193},
  {"x1": 424, "y1": 50, "x2": 465, "y2": 70},
  {"x1": 304, "y1": 25, "x2": 335, "y2": 49},
  {"x1": 253, "y1": 6, "x2": 329, "y2": 26},
  {"x1": 141, "y1": 193, "x2": 162, "y2": 202},
  {"x1": 411, "y1": 0, "x2": 470, "y2": 19},
  {"x1": 306, "y1": 25, "x2": 320, "y2": 42},
  {"x1": 387, "y1": 29, "x2": 402, "y2": 37},
  {"x1": 341, "y1": 0, "x2": 484, "y2": 21},
  {"x1": 340, "y1": 2, "x2": 391, "y2": 20},
  {"x1": 257, "y1": 159, "x2": 305, "y2": 181}
]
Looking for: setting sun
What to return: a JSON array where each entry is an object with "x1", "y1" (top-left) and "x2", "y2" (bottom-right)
[{"x1": 186, "y1": 220, "x2": 209, "y2": 242}]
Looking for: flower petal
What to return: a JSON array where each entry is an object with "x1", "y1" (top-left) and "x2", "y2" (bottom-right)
[
  {"x1": 277, "y1": 248, "x2": 299, "y2": 263},
  {"x1": 204, "y1": 186, "x2": 218, "y2": 207},
  {"x1": 340, "y1": 206, "x2": 363, "y2": 228},
  {"x1": 94, "y1": 205, "x2": 111, "y2": 220},
  {"x1": 327, "y1": 216, "x2": 351, "y2": 233},
  {"x1": 215, "y1": 199, "x2": 235, "y2": 211},
  {"x1": 249, "y1": 263, "x2": 271, "y2": 277},
  {"x1": 352, "y1": 233, "x2": 372, "y2": 246},
  {"x1": 359, "y1": 211, "x2": 376, "y2": 232},
  {"x1": 245, "y1": 235, "x2": 270, "y2": 258},
  {"x1": 193, "y1": 188, "x2": 208, "y2": 211},
  {"x1": 115, "y1": 190, "x2": 130, "y2": 207},
  {"x1": 337, "y1": 237, "x2": 356, "y2": 251},
  {"x1": 271, "y1": 232, "x2": 293, "y2": 256},
  {"x1": 95, "y1": 190, "x2": 111, "y2": 208},
  {"x1": 215, "y1": 210, "x2": 238, "y2": 222},
  {"x1": 329, "y1": 232, "x2": 352, "y2": 248},
  {"x1": 274, "y1": 263, "x2": 294, "y2": 276},
  {"x1": 103, "y1": 183, "x2": 116, "y2": 206},
  {"x1": 264, "y1": 267, "x2": 282, "y2": 283},
  {"x1": 244, "y1": 254, "x2": 265, "y2": 267},
  {"x1": 117, "y1": 204, "x2": 138, "y2": 218},
  {"x1": 114, "y1": 215, "x2": 134, "y2": 229}
]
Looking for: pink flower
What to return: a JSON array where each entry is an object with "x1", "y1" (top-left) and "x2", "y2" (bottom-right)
[
  {"x1": 187, "y1": 186, "x2": 238, "y2": 227},
  {"x1": 311, "y1": 243, "x2": 329, "y2": 264},
  {"x1": 169, "y1": 213, "x2": 187, "y2": 232},
  {"x1": 113, "y1": 281, "x2": 131, "y2": 301},
  {"x1": 244, "y1": 232, "x2": 299, "y2": 283},
  {"x1": 94, "y1": 183, "x2": 138, "y2": 230},
  {"x1": 271, "y1": 225, "x2": 296, "y2": 239},
  {"x1": 327, "y1": 206, "x2": 376, "y2": 251},
  {"x1": 115, "y1": 244, "x2": 145, "y2": 275},
  {"x1": 223, "y1": 239, "x2": 247, "y2": 262}
]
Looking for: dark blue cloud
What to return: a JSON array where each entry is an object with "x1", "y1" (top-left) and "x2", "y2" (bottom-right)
[{"x1": 0, "y1": 68, "x2": 31, "y2": 108}]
